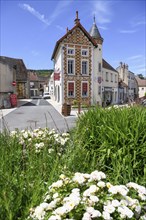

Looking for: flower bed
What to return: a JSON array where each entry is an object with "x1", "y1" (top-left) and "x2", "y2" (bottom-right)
[{"x1": 29, "y1": 170, "x2": 146, "y2": 220}]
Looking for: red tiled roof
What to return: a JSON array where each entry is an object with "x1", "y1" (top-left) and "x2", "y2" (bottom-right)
[{"x1": 135, "y1": 77, "x2": 146, "y2": 87}]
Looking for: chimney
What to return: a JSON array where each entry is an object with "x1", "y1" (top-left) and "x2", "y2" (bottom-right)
[
  {"x1": 66, "y1": 27, "x2": 69, "y2": 33},
  {"x1": 74, "y1": 11, "x2": 80, "y2": 24}
]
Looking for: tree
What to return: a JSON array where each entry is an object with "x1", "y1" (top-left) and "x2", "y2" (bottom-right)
[{"x1": 137, "y1": 74, "x2": 145, "y2": 79}]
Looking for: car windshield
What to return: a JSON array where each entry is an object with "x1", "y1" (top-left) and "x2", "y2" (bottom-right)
[{"x1": 44, "y1": 93, "x2": 49, "y2": 95}]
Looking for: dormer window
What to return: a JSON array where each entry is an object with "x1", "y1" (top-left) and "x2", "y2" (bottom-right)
[{"x1": 68, "y1": 48, "x2": 74, "y2": 55}]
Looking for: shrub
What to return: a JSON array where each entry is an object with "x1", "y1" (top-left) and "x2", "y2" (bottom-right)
[
  {"x1": 28, "y1": 170, "x2": 146, "y2": 220},
  {"x1": 65, "y1": 106, "x2": 146, "y2": 185}
]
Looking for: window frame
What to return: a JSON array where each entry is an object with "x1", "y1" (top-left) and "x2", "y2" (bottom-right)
[
  {"x1": 106, "y1": 72, "x2": 108, "y2": 81},
  {"x1": 81, "y1": 81, "x2": 89, "y2": 97},
  {"x1": 67, "y1": 81, "x2": 75, "y2": 98},
  {"x1": 81, "y1": 49, "x2": 88, "y2": 56},
  {"x1": 81, "y1": 60, "x2": 88, "y2": 75},
  {"x1": 67, "y1": 59, "x2": 75, "y2": 75},
  {"x1": 67, "y1": 48, "x2": 74, "y2": 55}
]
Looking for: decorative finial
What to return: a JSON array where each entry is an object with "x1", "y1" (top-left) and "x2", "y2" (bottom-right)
[
  {"x1": 93, "y1": 14, "x2": 96, "y2": 23},
  {"x1": 76, "y1": 11, "x2": 78, "y2": 19},
  {"x1": 74, "y1": 11, "x2": 80, "y2": 24}
]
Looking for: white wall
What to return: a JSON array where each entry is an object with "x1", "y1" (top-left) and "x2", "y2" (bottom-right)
[
  {"x1": 139, "y1": 87, "x2": 146, "y2": 98},
  {"x1": 92, "y1": 44, "x2": 103, "y2": 105}
]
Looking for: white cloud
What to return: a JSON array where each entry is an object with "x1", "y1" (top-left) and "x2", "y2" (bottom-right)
[
  {"x1": 127, "y1": 55, "x2": 143, "y2": 60},
  {"x1": 131, "y1": 15, "x2": 146, "y2": 27},
  {"x1": 19, "y1": 1, "x2": 72, "y2": 27},
  {"x1": 55, "y1": 25, "x2": 65, "y2": 32},
  {"x1": 91, "y1": 1, "x2": 112, "y2": 24},
  {"x1": 19, "y1": 4, "x2": 50, "y2": 25},
  {"x1": 119, "y1": 29, "x2": 137, "y2": 34},
  {"x1": 49, "y1": 1, "x2": 73, "y2": 24},
  {"x1": 98, "y1": 26, "x2": 108, "y2": 30}
]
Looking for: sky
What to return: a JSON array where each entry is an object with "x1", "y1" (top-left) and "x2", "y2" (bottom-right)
[{"x1": 0, "y1": 0, "x2": 146, "y2": 76}]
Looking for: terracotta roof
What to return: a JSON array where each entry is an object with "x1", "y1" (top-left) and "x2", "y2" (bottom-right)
[
  {"x1": 102, "y1": 59, "x2": 118, "y2": 73},
  {"x1": 51, "y1": 22, "x2": 97, "y2": 60},
  {"x1": 135, "y1": 76, "x2": 146, "y2": 87}
]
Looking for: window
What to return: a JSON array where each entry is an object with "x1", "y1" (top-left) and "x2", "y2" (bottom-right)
[
  {"x1": 115, "y1": 75, "x2": 117, "y2": 83},
  {"x1": 68, "y1": 82, "x2": 75, "y2": 97},
  {"x1": 98, "y1": 63, "x2": 101, "y2": 72},
  {"x1": 68, "y1": 49, "x2": 74, "y2": 55},
  {"x1": 106, "y1": 72, "x2": 108, "y2": 81},
  {"x1": 111, "y1": 73, "x2": 113, "y2": 82},
  {"x1": 82, "y1": 61, "x2": 88, "y2": 75},
  {"x1": 82, "y1": 82, "x2": 88, "y2": 97},
  {"x1": 82, "y1": 50, "x2": 88, "y2": 56},
  {"x1": 68, "y1": 59, "x2": 74, "y2": 74}
]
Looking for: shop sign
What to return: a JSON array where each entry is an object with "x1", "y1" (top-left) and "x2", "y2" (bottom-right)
[{"x1": 54, "y1": 73, "x2": 60, "y2": 81}]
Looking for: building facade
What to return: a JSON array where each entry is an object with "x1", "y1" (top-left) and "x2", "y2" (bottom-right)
[
  {"x1": 135, "y1": 77, "x2": 146, "y2": 98},
  {"x1": 51, "y1": 12, "x2": 119, "y2": 106},
  {"x1": 116, "y1": 62, "x2": 139, "y2": 102},
  {"x1": 0, "y1": 56, "x2": 29, "y2": 108}
]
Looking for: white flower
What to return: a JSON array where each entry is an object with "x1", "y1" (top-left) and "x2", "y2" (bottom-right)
[
  {"x1": 108, "y1": 185, "x2": 129, "y2": 196},
  {"x1": 104, "y1": 204, "x2": 115, "y2": 214},
  {"x1": 48, "y1": 214, "x2": 61, "y2": 220},
  {"x1": 139, "y1": 193, "x2": 146, "y2": 201},
  {"x1": 33, "y1": 206, "x2": 45, "y2": 220},
  {"x1": 51, "y1": 180, "x2": 63, "y2": 188},
  {"x1": 73, "y1": 172, "x2": 86, "y2": 184},
  {"x1": 111, "y1": 199, "x2": 120, "y2": 207},
  {"x1": 53, "y1": 193, "x2": 59, "y2": 199},
  {"x1": 102, "y1": 211, "x2": 111, "y2": 220},
  {"x1": 97, "y1": 181, "x2": 106, "y2": 188},
  {"x1": 82, "y1": 212, "x2": 91, "y2": 220},
  {"x1": 89, "y1": 170, "x2": 106, "y2": 181},
  {"x1": 40, "y1": 202, "x2": 49, "y2": 210},
  {"x1": 23, "y1": 132, "x2": 28, "y2": 139},
  {"x1": 90, "y1": 195, "x2": 99, "y2": 203},
  {"x1": 53, "y1": 206, "x2": 68, "y2": 216},
  {"x1": 118, "y1": 206, "x2": 134, "y2": 218}
]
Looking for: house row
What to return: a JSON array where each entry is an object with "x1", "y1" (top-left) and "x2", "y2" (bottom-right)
[
  {"x1": 0, "y1": 12, "x2": 145, "y2": 108},
  {"x1": 49, "y1": 11, "x2": 145, "y2": 106},
  {"x1": 0, "y1": 56, "x2": 50, "y2": 108}
]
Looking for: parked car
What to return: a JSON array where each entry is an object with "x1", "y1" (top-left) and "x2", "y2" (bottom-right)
[{"x1": 42, "y1": 92, "x2": 50, "y2": 99}]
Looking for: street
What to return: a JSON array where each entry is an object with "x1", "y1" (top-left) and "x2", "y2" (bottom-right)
[{"x1": 0, "y1": 99, "x2": 77, "y2": 133}]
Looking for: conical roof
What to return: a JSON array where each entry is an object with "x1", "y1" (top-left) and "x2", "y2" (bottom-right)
[{"x1": 89, "y1": 16, "x2": 102, "y2": 39}]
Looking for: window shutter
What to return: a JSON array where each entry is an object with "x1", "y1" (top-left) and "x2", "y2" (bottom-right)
[
  {"x1": 69, "y1": 82, "x2": 74, "y2": 91},
  {"x1": 82, "y1": 82, "x2": 87, "y2": 92}
]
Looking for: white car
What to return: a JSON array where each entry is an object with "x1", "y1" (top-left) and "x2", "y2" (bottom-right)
[{"x1": 42, "y1": 92, "x2": 50, "y2": 99}]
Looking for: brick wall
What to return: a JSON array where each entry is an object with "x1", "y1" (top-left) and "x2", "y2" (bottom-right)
[{"x1": 63, "y1": 27, "x2": 93, "y2": 105}]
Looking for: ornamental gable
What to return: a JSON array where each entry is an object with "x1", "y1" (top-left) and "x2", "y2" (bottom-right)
[{"x1": 63, "y1": 27, "x2": 93, "y2": 46}]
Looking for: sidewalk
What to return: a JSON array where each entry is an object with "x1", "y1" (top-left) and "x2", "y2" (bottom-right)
[
  {"x1": 47, "y1": 99, "x2": 81, "y2": 117},
  {"x1": 0, "y1": 99, "x2": 31, "y2": 119}
]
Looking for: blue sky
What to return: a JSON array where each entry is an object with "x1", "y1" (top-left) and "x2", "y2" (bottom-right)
[{"x1": 1, "y1": 0, "x2": 146, "y2": 76}]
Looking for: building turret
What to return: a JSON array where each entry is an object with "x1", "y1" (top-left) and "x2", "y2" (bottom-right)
[{"x1": 89, "y1": 15, "x2": 103, "y2": 45}]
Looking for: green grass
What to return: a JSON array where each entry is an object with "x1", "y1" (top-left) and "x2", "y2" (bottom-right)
[
  {"x1": 0, "y1": 106, "x2": 146, "y2": 219},
  {"x1": 63, "y1": 106, "x2": 146, "y2": 185}
]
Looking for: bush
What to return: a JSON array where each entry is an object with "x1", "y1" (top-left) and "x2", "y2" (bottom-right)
[
  {"x1": 65, "y1": 106, "x2": 146, "y2": 185},
  {"x1": 29, "y1": 170, "x2": 146, "y2": 220}
]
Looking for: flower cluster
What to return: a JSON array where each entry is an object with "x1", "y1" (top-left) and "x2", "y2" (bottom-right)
[
  {"x1": 10, "y1": 128, "x2": 70, "y2": 154},
  {"x1": 29, "y1": 170, "x2": 146, "y2": 220}
]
